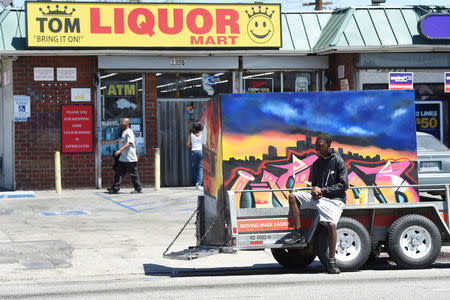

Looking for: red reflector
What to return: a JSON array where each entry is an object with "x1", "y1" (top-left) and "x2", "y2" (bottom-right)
[
  {"x1": 232, "y1": 238, "x2": 236, "y2": 245},
  {"x1": 233, "y1": 227, "x2": 237, "y2": 234},
  {"x1": 250, "y1": 240, "x2": 263, "y2": 245}
]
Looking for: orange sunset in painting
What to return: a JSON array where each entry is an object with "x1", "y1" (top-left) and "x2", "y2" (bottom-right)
[{"x1": 223, "y1": 130, "x2": 417, "y2": 161}]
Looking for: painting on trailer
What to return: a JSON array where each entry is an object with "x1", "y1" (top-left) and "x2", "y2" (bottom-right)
[
  {"x1": 202, "y1": 96, "x2": 223, "y2": 198},
  {"x1": 209, "y1": 90, "x2": 419, "y2": 207}
]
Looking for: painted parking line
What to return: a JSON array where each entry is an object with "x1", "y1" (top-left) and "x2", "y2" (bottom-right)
[
  {"x1": 41, "y1": 210, "x2": 89, "y2": 216},
  {"x1": 0, "y1": 191, "x2": 35, "y2": 199},
  {"x1": 117, "y1": 198, "x2": 142, "y2": 203},
  {"x1": 149, "y1": 207, "x2": 194, "y2": 213},
  {"x1": 95, "y1": 192, "x2": 196, "y2": 213},
  {"x1": 138, "y1": 201, "x2": 195, "y2": 211},
  {"x1": 127, "y1": 197, "x2": 190, "y2": 207},
  {"x1": 95, "y1": 192, "x2": 140, "y2": 212}
]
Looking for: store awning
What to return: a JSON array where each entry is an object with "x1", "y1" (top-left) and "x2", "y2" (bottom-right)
[
  {"x1": 280, "y1": 11, "x2": 331, "y2": 51},
  {"x1": 0, "y1": 8, "x2": 26, "y2": 51},
  {"x1": 314, "y1": 6, "x2": 450, "y2": 52}
]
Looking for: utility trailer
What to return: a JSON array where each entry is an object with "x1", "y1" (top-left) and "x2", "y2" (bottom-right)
[
  {"x1": 164, "y1": 90, "x2": 450, "y2": 270},
  {"x1": 223, "y1": 185, "x2": 450, "y2": 270}
]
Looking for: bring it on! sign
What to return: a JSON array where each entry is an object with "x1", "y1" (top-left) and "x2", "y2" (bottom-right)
[{"x1": 26, "y1": 1, "x2": 281, "y2": 48}]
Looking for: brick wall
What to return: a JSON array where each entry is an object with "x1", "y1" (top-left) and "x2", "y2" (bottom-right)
[
  {"x1": 13, "y1": 56, "x2": 97, "y2": 190},
  {"x1": 14, "y1": 57, "x2": 158, "y2": 190},
  {"x1": 327, "y1": 53, "x2": 356, "y2": 91}
]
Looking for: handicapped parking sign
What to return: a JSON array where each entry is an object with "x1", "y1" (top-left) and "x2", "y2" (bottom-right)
[{"x1": 14, "y1": 95, "x2": 31, "y2": 122}]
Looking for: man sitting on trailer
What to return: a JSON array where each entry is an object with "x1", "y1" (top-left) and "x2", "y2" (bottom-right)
[{"x1": 284, "y1": 133, "x2": 348, "y2": 274}]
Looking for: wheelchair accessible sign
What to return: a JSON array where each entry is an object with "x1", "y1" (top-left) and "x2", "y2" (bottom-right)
[
  {"x1": 389, "y1": 72, "x2": 413, "y2": 90},
  {"x1": 14, "y1": 95, "x2": 31, "y2": 122}
]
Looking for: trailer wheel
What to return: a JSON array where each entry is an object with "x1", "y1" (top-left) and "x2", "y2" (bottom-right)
[
  {"x1": 316, "y1": 217, "x2": 371, "y2": 271},
  {"x1": 271, "y1": 248, "x2": 316, "y2": 269},
  {"x1": 386, "y1": 214, "x2": 441, "y2": 269}
]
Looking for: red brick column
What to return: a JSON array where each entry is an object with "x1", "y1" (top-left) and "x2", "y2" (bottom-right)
[{"x1": 327, "y1": 53, "x2": 356, "y2": 91}]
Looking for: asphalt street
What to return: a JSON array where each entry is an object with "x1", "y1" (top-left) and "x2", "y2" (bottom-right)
[{"x1": 0, "y1": 187, "x2": 449, "y2": 299}]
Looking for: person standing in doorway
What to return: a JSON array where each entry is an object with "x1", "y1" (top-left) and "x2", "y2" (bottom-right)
[
  {"x1": 107, "y1": 118, "x2": 143, "y2": 194},
  {"x1": 187, "y1": 121, "x2": 203, "y2": 191}
]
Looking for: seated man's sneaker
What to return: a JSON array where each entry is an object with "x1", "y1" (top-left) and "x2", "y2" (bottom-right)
[
  {"x1": 327, "y1": 258, "x2": 341, "y2": 274},
  {"x1": 283, "y1": 229, "x2": 306, "y2": 244}
]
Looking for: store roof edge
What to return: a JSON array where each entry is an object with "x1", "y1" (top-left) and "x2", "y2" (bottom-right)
[
  {"x1": 315, "y1": 45, "x2": 450, "y2": 55},
  {"x1": 3, "y1": 44, "x2": 450, "y2": 58},
  {"x1": 0, "y1": 49, "x2": 314, "y2": 57}
]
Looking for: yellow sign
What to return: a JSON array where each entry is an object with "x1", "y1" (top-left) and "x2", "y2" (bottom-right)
[
  {"x1": 106, "y1": 83, "x2": 136, "y2": 96},
  {"x1": 26, "y1": 2, "x2": 281, "y2": 48}
]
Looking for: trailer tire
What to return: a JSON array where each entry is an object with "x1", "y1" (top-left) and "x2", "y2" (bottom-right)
[
  {"x1": 271, "y1": 248, "x2": 316, "y2": 269},
  {"x1": 386, "y1": 214, "x2": 441, "y2": 269},
  {"x1": 316, "y1": 217, "x2": 371, "y2": 272}
]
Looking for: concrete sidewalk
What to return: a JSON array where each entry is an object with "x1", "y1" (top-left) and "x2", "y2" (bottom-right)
[
  {"x1": 0, "y1": 187, "x2": 278, "y2": 283},
  {"x1": 0, "y1": 187, "x2": 449, "y2": 283}
]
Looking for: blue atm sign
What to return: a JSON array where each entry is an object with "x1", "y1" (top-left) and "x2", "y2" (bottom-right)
[{"x1": 419, "y1": 14, "x2": 450, "y2": 40}]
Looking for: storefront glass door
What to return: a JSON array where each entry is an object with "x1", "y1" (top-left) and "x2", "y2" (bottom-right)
[
  {"x1": 156, "y1": 72, "x2": 231, "y2": 186},
  {"x1": 99, "y1": 72, "x2": 145, "y2": 156}
]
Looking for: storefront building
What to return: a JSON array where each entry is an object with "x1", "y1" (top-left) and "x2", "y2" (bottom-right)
[
  {"x1": 0, "y1": 2, "x2": 328, "y2": 190},
  {"x1": 1, "y1": 3, "x2": 449, "y2": 190}
]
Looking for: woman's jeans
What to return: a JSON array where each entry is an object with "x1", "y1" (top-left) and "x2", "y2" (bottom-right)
[{"x1": 191, "y1": 150, "x2": 203, "y2": 186}]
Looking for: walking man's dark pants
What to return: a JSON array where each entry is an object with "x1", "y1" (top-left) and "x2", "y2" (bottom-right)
[{"x1": 112, "y1": 161, "x2": 142, "y2": 192}]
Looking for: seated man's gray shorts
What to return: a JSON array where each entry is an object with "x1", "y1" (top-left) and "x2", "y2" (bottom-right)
[{"x1": 292, "y1": 191, "x2": 345, "y2": 225}]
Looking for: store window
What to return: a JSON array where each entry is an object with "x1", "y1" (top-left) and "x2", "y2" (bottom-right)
[
  {"x1": 100, "y1": 72, "x2": 145, "y2": 156},
  {"x1": 283, "y1": 72, "x2": 316, "y2": 92},
  {"x1": 157, "y1": 72, "x2": 232, "y2": 98},
  {"x1": 241, "y1": 72, "x2": 317, "y2": 93},
  {"x1": 243, "y1": 72, "x2": 281, "y2": 93}
]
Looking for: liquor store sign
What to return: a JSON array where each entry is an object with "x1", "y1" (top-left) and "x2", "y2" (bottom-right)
[{"x1": 26, "y1": 2, "x2": 281, "y2": 48}]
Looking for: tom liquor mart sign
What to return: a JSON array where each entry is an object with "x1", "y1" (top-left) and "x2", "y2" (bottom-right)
[{"x1": 26, "y1": 2, "x2": 281, "y2": 48}]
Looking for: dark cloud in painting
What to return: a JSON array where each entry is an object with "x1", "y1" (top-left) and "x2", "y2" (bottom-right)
[{"x1": 221, "y1": 90, "x2": 417, "y2": 152}]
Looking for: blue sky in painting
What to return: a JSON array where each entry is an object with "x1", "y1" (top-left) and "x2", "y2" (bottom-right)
[{"x1": 221, "y1": 90, "x2": 417, "y2": 152}]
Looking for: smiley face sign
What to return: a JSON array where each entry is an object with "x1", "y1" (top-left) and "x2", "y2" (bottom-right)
[{"x1": 246, "y1": 6, "x2": 275, "y2": 44}]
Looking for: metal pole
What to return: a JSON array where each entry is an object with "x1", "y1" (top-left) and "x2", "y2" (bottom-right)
[
  {"x1": 95, "y1": 72, "x2": 102, "y2": 189},
  {"x1": 54, "y1": 151, "x2": 62, "y2": 194},
  {"x1": 155, "y1": 147, "x2": 160, "y2": 190},
  {"x1": 316, "y1": 0, "x2": 322, "y2": 10}
]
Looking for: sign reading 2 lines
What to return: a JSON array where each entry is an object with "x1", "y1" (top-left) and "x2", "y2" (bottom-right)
[{"x1": 26, "y1": 1, "x2": 281, "y2": 48}]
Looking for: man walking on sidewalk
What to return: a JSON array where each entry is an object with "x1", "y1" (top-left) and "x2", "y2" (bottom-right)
[
  {"x1": 283, "y1": 133, "x2": 348, "y2": 274},
  {"x1": 107, "y1": 118, "x2": 143, "y2": 194}
]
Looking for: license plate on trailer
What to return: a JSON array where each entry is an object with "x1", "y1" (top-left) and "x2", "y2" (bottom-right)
[{"x1": 419, "y1": 161, "x2": 441, "y2": 171}]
